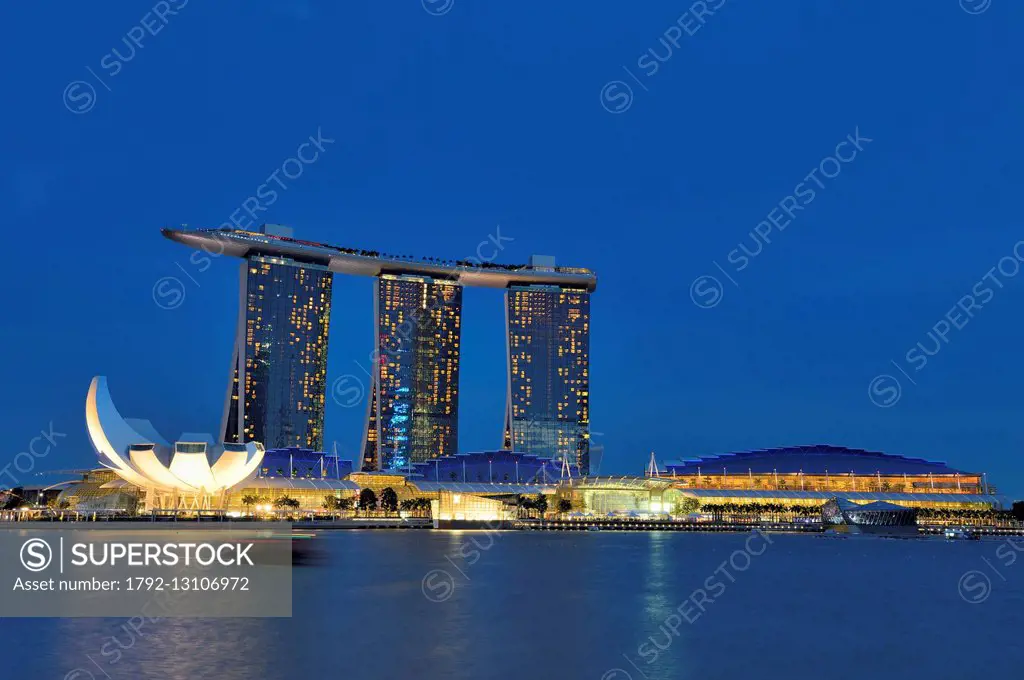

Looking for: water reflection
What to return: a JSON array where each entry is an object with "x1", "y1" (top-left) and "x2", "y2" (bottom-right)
[{"x1": 1, "y1": 532, "x2": 1021, "y2": 680}]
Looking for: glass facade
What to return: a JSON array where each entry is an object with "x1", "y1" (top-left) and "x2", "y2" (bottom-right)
[
  {"x1": 361, "y1": 388, "x2": 379, "y2": 472},
  {"x1": 435, "y1": 491, "x2": 511, "y2": 522},
  {"x1": 821, "y1": 498, "x2": 918, "y2": 527},
  {"x1": 660, "y1": 446, "x2": 988, "y2": 495},
  {"x1": 363, "y1": 274, "x2": 462, "y2": 470},
  {"x1": 223, "y1": 255, "x2": 332, "y2": 451},
  {"x1": 504, "y1": 285, "x2": 591, "y2": 473},
  {"x1": 667, "y1": 472, "x2": 986, "y2": 494},
  {"x1": 57, "y1": 469, "x2": 143, "y2": 513},
  {"x1": 407, "y1": 451, "x2": 556, "y2": 484}
]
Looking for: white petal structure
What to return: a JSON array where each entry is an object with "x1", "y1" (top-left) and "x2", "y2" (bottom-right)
[{"x1": 86, "y1": 376, "x2": 265, "y2": 494}]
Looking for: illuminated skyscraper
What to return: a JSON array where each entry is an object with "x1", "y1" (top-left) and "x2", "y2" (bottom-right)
[
  {"x1": 164, "y1": 226, "x2": 596, "y2": 471},
  {"x1": 222, "y1": 228, "x2": 332, "y2": 451},
  {"x1": 362, "y1": 274, "x2": 462, "y2": 470},
  {"x1": 504, "y1": 282, "x2": 591, "y2": 473}
]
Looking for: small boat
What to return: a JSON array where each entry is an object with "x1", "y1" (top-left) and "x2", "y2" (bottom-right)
[
  {"x1": 944, "y1": 527, "x2": 979, "y2": 540},
  {"x1": 587, "y1": 525, "x2": 601, "y2": 532}
]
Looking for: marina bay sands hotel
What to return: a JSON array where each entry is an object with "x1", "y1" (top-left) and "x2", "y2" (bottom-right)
[{"x1": 163, "y1": 224, "x2": 596, "y2": 474}]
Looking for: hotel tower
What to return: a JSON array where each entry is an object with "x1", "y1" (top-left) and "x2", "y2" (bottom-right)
[
  {"x1": 162, "y1": 226, "x2": 595, "y2": 471},
  {"x1": 362, "y1": 274, "x2": 462, "y2": 471},
  {"x1": 503, "y1": 276, "x2": 591, "y2": 474},
  {"x1": 220, "y1": 225, "x2": 333, "y2": 451}
]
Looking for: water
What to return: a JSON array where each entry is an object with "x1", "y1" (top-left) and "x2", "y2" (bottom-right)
[{"x1": 4, "y1": 531, "x2": 1023, "y2": 680}]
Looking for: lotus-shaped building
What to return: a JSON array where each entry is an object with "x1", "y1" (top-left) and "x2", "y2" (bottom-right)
[{"x1": 86, "y1": 376, "x2": 264, "y2": 510}]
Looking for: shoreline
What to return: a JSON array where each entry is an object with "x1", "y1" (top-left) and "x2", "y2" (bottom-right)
[{"x1": 3, "y1": 519, "x2": 1023, "y2": 536}]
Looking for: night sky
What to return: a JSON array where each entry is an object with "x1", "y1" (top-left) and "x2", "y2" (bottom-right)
[{"x1": 2, "y1": 1, "x2": 1023, "y2": 496}]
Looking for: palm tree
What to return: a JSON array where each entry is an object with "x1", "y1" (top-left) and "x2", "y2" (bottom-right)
[
  {"x1": 323, "y1": 495, "x2": 347, "y2": 516},
  {"x1": 411, "y1": 497, "x2": 432, "y2": 516},
  {"x1": 241, "y1": 494, "x2": 259, "y2": 514},
  {"x1": 273, "y1": 496, "x2": 300, "y2": 514}
]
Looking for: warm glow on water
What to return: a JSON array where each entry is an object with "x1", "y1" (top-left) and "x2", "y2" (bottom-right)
[{"x1": 3, "y1": 532, "x2": 1023, "y2": 679}]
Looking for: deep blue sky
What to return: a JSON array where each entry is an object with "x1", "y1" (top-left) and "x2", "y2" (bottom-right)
[{"x1": 2, "y1": 1, "x2": 1023, "y2": 495}]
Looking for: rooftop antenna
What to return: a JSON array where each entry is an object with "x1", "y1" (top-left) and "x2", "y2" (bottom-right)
[{"x1": 646, "y1": 451, "x2": 661, "y2": 478}]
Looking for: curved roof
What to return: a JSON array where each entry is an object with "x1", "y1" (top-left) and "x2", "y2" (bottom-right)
[
  {"x1": 412, "y1": 481, "x2": 554, "y2": 494},
  {"x1": 240, "y1": 478, "x2": 361, "y2": 491},
  {"x1": 677, "y1": 489, "x2": 1008, "y2": 508},
  {"x1": 163, "y1": 228, "x2": 597, "y2": 291},
  {"x1": 412, "y1": 450, "x2": 554, "y2": 464},
  {"x1": 663, "y1": 445, "x2": 974, "y2": 476},
  {"x1": 568, "y1": 476, "x2": 677, "y2": 491}
]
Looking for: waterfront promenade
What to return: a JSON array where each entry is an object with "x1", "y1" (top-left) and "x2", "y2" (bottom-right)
[{"x1": 4, "y1": 516, "x2": 1024, "y2": 536}]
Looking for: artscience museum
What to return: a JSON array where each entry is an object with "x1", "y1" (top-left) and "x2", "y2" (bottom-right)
[{"x1": 86, "y1": 376, "x2": 265, "y2": 510}]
